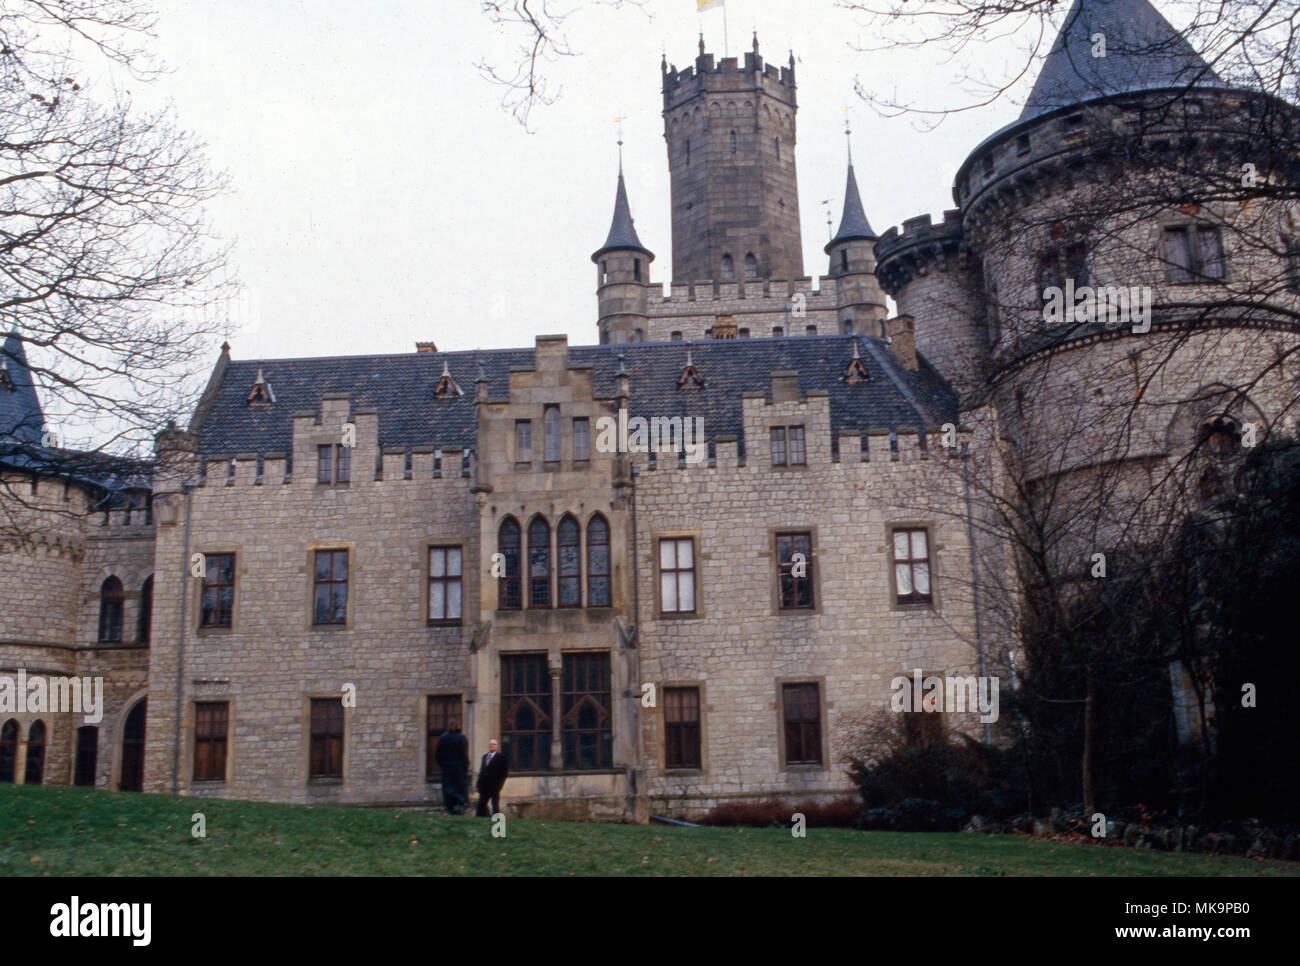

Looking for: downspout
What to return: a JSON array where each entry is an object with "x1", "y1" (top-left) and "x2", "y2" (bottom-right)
[
  {"x1": 171, "y1": 481, "x2": 195, "y2": 793},
  {"x1": 961, "y1": 443, "x2": 990, "y2": 745}
]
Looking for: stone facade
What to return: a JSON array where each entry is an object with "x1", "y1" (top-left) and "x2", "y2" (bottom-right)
[{"x1": 3, "y1": 7, "x2": 1287, "y2": 822}]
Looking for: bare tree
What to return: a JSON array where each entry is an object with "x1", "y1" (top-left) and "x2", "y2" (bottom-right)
[{"x1": 0, "y1": 0, "x2": 231, "y2": 539}]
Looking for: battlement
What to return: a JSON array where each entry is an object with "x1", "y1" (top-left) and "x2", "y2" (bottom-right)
[
  {"x1": 875, "y1": 210, "x2": 967, "y2": 296},
  {"x1": 651, "y1": 276, "x2": 831, "y2": 307},
  {"x1": 662, "y1": 45, "x2": 796, "y2": 112}
]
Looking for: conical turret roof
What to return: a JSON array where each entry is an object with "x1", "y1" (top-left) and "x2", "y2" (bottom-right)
[
  {"x1": 825, "y1": 161, "x2": 876, "y2": 253},
  {"x1": 0, "y1": 329, "x2": 46, "y2": 445},
  {"x1": 1021, "y1": 0, "x2": 1222, "y2": 120},
  {"x1": 592, "y1": 167, "x2": 654, "y2": 261}
]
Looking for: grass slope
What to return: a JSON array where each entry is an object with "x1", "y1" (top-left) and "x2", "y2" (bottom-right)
[{"x1": 1, "y1": 785, "x2": 1295, "y2": 877}]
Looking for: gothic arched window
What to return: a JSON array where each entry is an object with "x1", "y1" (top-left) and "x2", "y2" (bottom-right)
[
  {"x1": 528, "y1": 516, "x2": 551, "y2": 608},
  {"x1": 587, "y1": 514, "x2": 611, "y2": 607},
  {"x1": 730, "y1": 129, "x2": 737, "y2": 153},
  {"x1": 558, "y1": 514, "x2": 581, "y2": 607},
  {"x1": 1198, "y1": 416, "x2": 1242, "y2": 460},
  {"x1": 744, "y1": 253, "x2": 758, "y2": 280},
  {"x1": 721, "y1": 254, "x2": 734, "y2": 282},
  {"x1": 0, "y1": 720, "x2": 16, "y2": 783},
  {"x1": 498, "y1": 517, "x2": 521, "y2": 609},
  {"x1": 98, "y1": 576, "x2": 123, "y2": 643},
  {"x1": 24, "y1": 720, "x2": 45, "y2": 784}
]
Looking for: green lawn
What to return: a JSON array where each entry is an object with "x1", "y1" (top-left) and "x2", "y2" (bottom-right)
[{"x1": 1, "y1": 785, "x2": 1295, "y2": 876}]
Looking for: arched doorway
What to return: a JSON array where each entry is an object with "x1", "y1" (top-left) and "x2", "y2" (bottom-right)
[
  {"x1": 0, "y1": 720, "x2": 17, "y2": 783},
  {"x1": 119, "y1": 699, "x2": 146, "y2": 792}
]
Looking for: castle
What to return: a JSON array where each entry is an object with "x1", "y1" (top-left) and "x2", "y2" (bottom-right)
[{"x1": 2, "y1": 0, "x2": 1295, "y2": 820}]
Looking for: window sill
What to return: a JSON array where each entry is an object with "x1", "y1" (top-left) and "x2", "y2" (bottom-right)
[
  {"x1": 196, "y1": 626, "x2": 232, "y2": 636},
  {"x1": 664, "y1": 768, "x2": 704, "y2": 776},
  {"x1": 782, "y1": 763, "x2": 828, "y2": 773},
  {"x1": 427, "y1": 620, "x2": 463, "y2": 628},
  {"x1": 510, "y1": 767, "x2": 627, "y2": 777},
  {"x1": 311, "y1": 622, "x2": 350, "y2": 630},
  {"x1": 192, "y1": 778, "x2": 226, "y2": 786},
  {"x1": 656, "y1": 611, "x2": 700, "y2": 621},
  {"x1": 307, "y1": 777, "x2": 343, "y2": 786}
]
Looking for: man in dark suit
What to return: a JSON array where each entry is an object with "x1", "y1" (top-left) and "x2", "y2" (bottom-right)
[
  {"x1": 434, "y1": 720, "x2": 470, "y2": 814},
  {"x1": 475, "y1": 738, "x2": 509, "y2": 817}
]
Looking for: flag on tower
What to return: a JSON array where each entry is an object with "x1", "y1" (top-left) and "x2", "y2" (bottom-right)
[{"x1": 697, "y1": 0, "x2": 724, "y2": 11}]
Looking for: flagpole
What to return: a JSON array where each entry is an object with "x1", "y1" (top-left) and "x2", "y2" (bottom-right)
[{"x1": 723, "y1": 1, "x2": 730, "y2": 57}]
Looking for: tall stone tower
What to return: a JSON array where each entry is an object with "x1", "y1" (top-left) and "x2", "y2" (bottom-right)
[{"x1": 662, "y1": 35, "x2": 803, "y2": 284}]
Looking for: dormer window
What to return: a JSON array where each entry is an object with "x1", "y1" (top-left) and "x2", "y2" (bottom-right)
[
  {"x1": 433, "y1": 360, "x2": 463, "y2": 398},
  {"x1": 247, "y1": 369, "x2": 274, "y2": 405}
]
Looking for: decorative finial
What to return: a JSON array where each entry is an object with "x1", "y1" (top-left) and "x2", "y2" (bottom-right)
[
  {"x1": 845, "y1": 116, "x2": 853, "y2": 165},
  {"x1": 617, "y1": 351, "x2": 627, "y2": 377},
  {"x1": 699, "y1": 33, "x2": 705, "y2": 56},
  {"x1": 686, "y1": 347, "x2": 694, "y2": 367},
  {"x1": 614, "y1": 115, "x2": 624, "y2": 170},
  {"x1": 752, "y1": 31, "x2": 759, "y2": 54},
  {"x1": 476, "y1": 358, "x2": 486, "y2": 382}
]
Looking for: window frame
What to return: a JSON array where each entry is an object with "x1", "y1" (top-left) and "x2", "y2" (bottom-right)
[
  {"x1": 97, "y1": 576, "x2": 124, "y2": 643},
  {"x1": 497, "y1": 517, "x2": 522, "y2": 610},
  {"x1": 1163, "y1": 221, "x2": 1227, "y2": 283},
  {"x1": 500, "y1": 652, "x2": 552, "y2": 773},
  {"x1": 192, "y1": 701, "x2": 229, "y2": 782},
  {"x1": 572, "y1": 417, "x2": 591, "y2": 462},
  {"x1": 560, "y1": 651, "x2": 613, "y2": 770},
  {"x1": 779, "y1": 680, "x2": 825, "y2": 769},
  {"x1": 425, "y1": 693, "x2": 463, "y2": 780},
  {"x1": 586, "y1": 514, "x2": 611, "y2": 608},
  {"x1": 890, "y1": 525, "x2": 935, "y2": 607},
  {"x1": 312, "y1": 549, "x2": 349, "y2": 626},
  {"x1": 515, "y1": 419, "x2": 533, "y2": 465},
  {"x1": 663, "y1": 685, "x2": 702, "y2": 771},
  {"x1": 427, "y1": 544, "x2": 464, "y2": 624},
  {"x1": 544, "y1": 406, "x2": 562, "y2": 463},
  {"x1": 527, "y1": 515, "x2": 552, "y2": 609},
  {"x1": 656, "y1": 535, "x2": 698, "y2": 617},
  {"x1": 308, "y1": 697, "x2": 344, "y2": 781},
  {"x1": 775, "y1": 531, "x2": 815, "y2": 610},
  {"x1": 199, "y1": 553, "x2": 236, "y2": 629}
]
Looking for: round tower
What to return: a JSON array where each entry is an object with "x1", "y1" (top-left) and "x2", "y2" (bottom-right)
[{"x1": 592, "y1": 165, "x2": 655, "y2": 345}]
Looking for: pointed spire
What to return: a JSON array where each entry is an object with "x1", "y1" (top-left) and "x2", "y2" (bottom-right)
[
  {"x1": 825, "y1": 144, "x2": 877, "y2": 253},
  {"x1": 0, "y1": 329, "x2": 45, "y2": 444},
  {"x1": 1021, "y1": 0, "x2": 1222, "y2": 120},
  {"x1": 592, "y1": 164, "x2": 654, "y2": 262}
]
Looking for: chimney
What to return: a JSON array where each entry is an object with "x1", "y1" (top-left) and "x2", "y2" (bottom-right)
[
  {"x1": 416, "y1": 341, "x2": 438, "y2": 353},
  {"x1": 884, "y1": 315, "x2": 918, "y2": 371}
]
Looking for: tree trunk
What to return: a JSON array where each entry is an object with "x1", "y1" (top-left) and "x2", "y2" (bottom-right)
[{"x1": 1082, "y1": 664, "x2": 1097, "y2": 814}]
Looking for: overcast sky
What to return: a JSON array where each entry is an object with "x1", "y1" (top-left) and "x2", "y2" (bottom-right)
[{"x1": 138, "y1": 0, "x2": 1075, "y2": 362}]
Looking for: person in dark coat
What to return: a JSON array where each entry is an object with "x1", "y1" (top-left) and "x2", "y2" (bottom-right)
[
  {"x1": 434, "y1": 720, "x2": 470, "y2": 814},
  {"x1": 475, "y1": 738, "x2": 509, "y2": 817}
]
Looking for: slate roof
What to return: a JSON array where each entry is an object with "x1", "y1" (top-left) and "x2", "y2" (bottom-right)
[
  {"x1": 0, "y1": 330, "x2": 45, "y2": 446},
  {"x1": 825, "y1": 162, "x2": 876, "y2": 251},
  {"x1": 1020, "y1": 0, "x2": 1222, "y2": 120},
  {"x1": 592, "y1": 168, "x2": 653, "y2": 260},
  {"x1": 194, "y1": 335, "x2": 959, "y2": 459}
]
